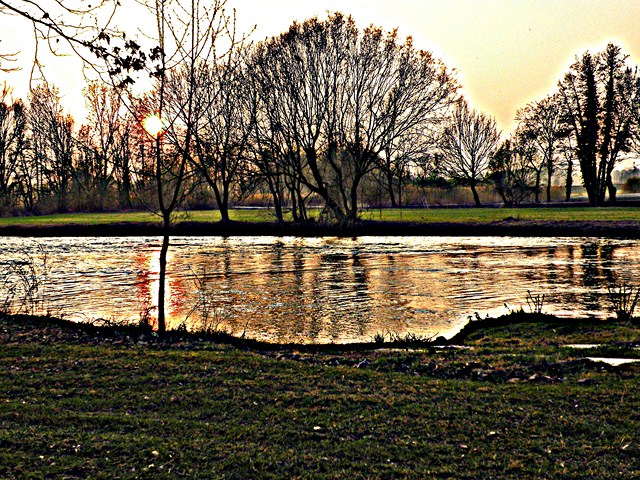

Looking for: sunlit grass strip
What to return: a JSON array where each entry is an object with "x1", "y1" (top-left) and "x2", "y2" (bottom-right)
[
  {"x1": 362, "y1": 206, "x2": 640, "y2": 223},
  {"x1": 0, "y1": 209, "x2": 277, "y2": 226},
  {"x1": 2, "y1": 206, "x2": 640, "y2": 227}
]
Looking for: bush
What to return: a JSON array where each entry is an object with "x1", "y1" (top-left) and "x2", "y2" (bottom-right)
[{"x1": 621, "y1": 177, "x2": 640, "y2": 193}]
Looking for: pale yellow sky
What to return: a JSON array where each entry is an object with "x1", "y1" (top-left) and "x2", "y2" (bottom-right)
[{"x1": 1, "y1": 0, "x2": 639, "y2": 133}]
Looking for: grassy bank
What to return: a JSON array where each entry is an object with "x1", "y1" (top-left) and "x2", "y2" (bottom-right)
[
  {"x1": 1, "y1": 314, "x2": 639, "y2": 479},
  {"x1": 2, "y1": 206, "x2": 640, "y2": 229}
]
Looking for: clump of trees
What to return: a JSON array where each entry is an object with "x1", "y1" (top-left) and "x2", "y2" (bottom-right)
[{"x1": 492, "y1": 43, "x2": 640, "y2": 207}]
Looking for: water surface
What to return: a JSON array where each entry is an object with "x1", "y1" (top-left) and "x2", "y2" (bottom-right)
[{"x1": 0, "y1": 236, "x2": 636, "y2": 343}]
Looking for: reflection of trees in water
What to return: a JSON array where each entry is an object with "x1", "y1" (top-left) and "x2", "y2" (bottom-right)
[
  {"x1": 120, "y1": 238, "x2": 640, "y2": 341},
  {"x1": 575, "y1": 242, "x2": 636, "y2": 315},
  {"x1": 546, "y1": 247, "x2": 558, "y2": 285},
  {"x1": 314, "y1": 251, "x2": 374, "y2": 342},
  {"x1": 351, "y1": 253, "x2": 372, "y2": 337},
  {"x1": 580, "y1": 243, "x2": 604, "y2": 312}
]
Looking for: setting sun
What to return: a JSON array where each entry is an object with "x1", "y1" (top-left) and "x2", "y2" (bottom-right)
[{"x1": 142, "y1": 114, "x2": 165, "y2": 137}]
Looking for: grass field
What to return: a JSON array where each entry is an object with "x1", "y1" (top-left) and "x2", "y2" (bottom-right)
[
  {"x1": 1, "y1": 314, "x2": 639, "y2": 479},
  {"x1": 2, "y1": 206, "x2": 640, "y2": 228}
]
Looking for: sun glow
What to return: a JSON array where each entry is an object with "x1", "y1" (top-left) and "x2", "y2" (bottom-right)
[{"x1": 143, "y1": 114, "x2": 165, "y2": 137}]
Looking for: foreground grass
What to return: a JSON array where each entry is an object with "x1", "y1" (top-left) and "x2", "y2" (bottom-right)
[
  {"x1": 1, "y1": 314, "x2": 640, "y2": 479},
  {"x1": 2, "y1": 206, "x2": 640, "y2": 228}
]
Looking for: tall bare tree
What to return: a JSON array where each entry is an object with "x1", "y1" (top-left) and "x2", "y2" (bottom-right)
[
  {"x1": 175, "y1": 36, "x2": 255, "y2": 223},
  {"x1": 28, "y1": 83, "x2": 75, "y2": 212},
  {"x1": 0, "y1": 84, "x2": 27, "y2": 206},
  {"x1": 249, "y1": 13, "x2": 457, "y2": 223},
  {"x1": 515, "y1": 94, "x2": 563, "y2": 202},
  {"x1": 133, "y1": 0, "x2": 235, "y2": 333},
  {"x1": 438, "y1": 100, "x2": 500, "y2": 206}
]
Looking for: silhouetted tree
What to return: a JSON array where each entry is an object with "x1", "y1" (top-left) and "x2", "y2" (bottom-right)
[
  {"x1": 140, "y1": 0, "x2": 235, "y2": 333},
  {"x1": 558, "y1": 43, "x2": 639, "y2": 205},
  {"x1": 438, "y1": 100, "x2": 500, "y2": 207},
  {"x1": 489, "y1": 138, "x2": 534, "y2": 207},
  {"x1": 28, "y1": 84, "x2": 75, "y2": 212},
  {"x1": 249, "y1": 13, "x2": 457, "y2": 224},
  {"x1": 177, "y1": 37, "x2": 254, "y2": 223},
  {"x1": 0, "y1": 84, "x2": 27, "y2": 207}
]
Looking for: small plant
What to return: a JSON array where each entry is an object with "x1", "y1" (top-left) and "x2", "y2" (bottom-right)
[
  {"x1": 607, "y1": 283, "x2": 640, "y2": 321},
  {"x1": 370, "y1": 330, "x2": 436, "y2": 345},
  {"x1": 185, "y1": 266, "x2": 232, "y2": 334},
  {"x1": 0, "y1": 245, "x2": 49, "y2": 316},
  {"x1": 175, "y1": 321, "x2": 189, "y2": 334},
  {"x1": 372, "y1": 331, "x2": 388, "y2": 344},
  {"x1": 525, "y1": 290, "x2": 545, "y2": 314},
  {"x1": 138, "y1": 301, "x2": 156, "y2": 331}
]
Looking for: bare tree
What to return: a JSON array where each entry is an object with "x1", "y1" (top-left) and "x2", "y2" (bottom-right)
[
  {"x1": 133, "y1": 0, "x2": 235, "y2": 334},
  {"x1": 0, "y1": 84, "x2": 27, "y2": 207},
  {"x1": 515, "y1": 94, "x2": 563, "y2": 202},
  {"x1": 489, "y1": 138, "x2": 534, "y2": 207},
  {"x1": 28, "y1": 84, "x2": 75, "y2": 212},
  {"x1": 438, "y1": 100, "x2": 500, "y2": 207},
  {"x1": 74, "y1": 81, "x2": 134, "y2": 210},
  {"x1": 174, "y1": 35, "x2": 255, "y2": 223},
  {"x1": 339, "y1": 32, "x2": 457, "y2": 219},
  {"x1": 249, "y1": 13, "x2": 457, "y2": 223}
]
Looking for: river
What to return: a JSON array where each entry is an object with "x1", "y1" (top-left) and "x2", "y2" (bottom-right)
[{"x1": 0, "y1": 236, "x2": 637, "y2": 343}]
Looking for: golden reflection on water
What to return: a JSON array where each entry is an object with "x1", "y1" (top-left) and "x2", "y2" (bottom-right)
[{"x1": 1, "y1": 236, "x2": 639, "y2": 343}]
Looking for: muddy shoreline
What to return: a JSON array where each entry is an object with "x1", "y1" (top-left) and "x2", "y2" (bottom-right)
[{"x1": 1, "y1": 219, "x2": 640, "y2": 238}]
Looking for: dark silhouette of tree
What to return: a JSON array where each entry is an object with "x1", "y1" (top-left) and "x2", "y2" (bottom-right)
[
  {"x1": 514, "y1": 126, "x2": 544, "y2": 203},
  {"x1": 172, "y1": 37, "x2": 255, "y2": 224},
  {"x1": 0, "y1": 84, "x2": 27, "y2": 206},
  {"x1": 558, "y1": 43, "x2": 639, "y2": 205},
  {"x1": 249, "y1": 13, "x2": 457, "y2": 224},
  {"x1": 28, "y1": 84, "x2": 75, "y2": 212},
  {"x1": 138, "y1": 0, "x2": 234, "y2": 334},
  {"x1": 438, "y1": 100, "x2": 500, "y2": 207},
  {"x1": 489, "y1": 138, "x2": 534, "y2": 207}
]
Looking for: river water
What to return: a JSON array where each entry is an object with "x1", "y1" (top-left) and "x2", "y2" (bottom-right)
[{"x1": 0, "y1": 236, "x2": 637, "y2": 343}]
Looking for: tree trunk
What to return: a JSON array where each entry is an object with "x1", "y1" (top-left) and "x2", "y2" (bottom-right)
[
  {"x1": 267, "y1": 180, "x2": 284, "y2": 223},
  {"x1": 387, "y1": 171, "x2": 397, "y2": 208},
  {"x1": 546, "y1": 162, "x2": 553, "y2": 203},
  {"x1": 565, "y1": 159, "x2": 573, "y2": 202},
  {"x1": 470, "y1": 182, "x2": 482, "y2": 207},
  {"x1": 607, "y1": 178, "x2": 617, "y2": 204},
  {"x1": 211, "y1": 181, "x2": 230, "y2": 223}
]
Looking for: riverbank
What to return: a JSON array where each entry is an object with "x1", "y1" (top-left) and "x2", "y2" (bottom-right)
[
  {"x1": 3, "y1": 218, "x2": 640, "y2": 238},
  {"x1": 1, "y1": 313, "x2": 639, "y2": 478}
]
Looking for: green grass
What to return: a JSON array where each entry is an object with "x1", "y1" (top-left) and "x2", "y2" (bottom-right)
[
  {"x1": 360, "y1": 206, "x2": 640, "y2": 223},
  {"x1": 0, "y1": 209, "x2": 278, "y2": 226},
  {"x1": 2, "y1": 206, "x2": 640, "y2": 228},
  {"x1": 1, "y1": 314, "x2": 639, "y2": 479}
]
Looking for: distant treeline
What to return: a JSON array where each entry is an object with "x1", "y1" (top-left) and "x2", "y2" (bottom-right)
[{"x1": 1, "y1": 12, "x2": 640, "y2": 220}]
